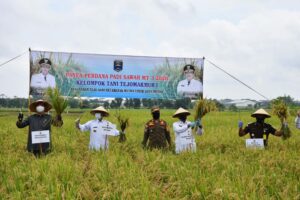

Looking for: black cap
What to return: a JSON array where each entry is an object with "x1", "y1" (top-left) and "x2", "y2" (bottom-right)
[
  {"x1": 183, "y1": 64, "x2": 195, "y2": 72},
  {"x1": 39, "y1": 58, "x2": 52, "y2": 66}
]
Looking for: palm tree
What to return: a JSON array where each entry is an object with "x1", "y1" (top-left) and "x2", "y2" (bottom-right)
[{"x1": 46, "y1": 87, "x2": 68, "y2": 127}]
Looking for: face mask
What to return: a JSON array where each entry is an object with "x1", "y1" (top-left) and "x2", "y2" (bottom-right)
[
  {"x1": 256, "y1": 116, "x2": 265, "y2": 124},
  {"x1": 179, "y1": 115, "x2": 187, "y2": 122},
  {"x1": 152, "y1": 112, "x2": 160, "y2": 120},
  {"x1": 95, "y1": 113, "x2": 102, "y2": 119},
  {"x1": 36, "y1": 105, "x2": 45, "y2": 113}
]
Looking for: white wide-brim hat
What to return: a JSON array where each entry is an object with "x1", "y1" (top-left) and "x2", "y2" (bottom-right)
[
  {"x1": 29, "y1": 99, "x2": 52, "y2": 112},
  {"x1": 251, "y1": 108, "x2": 271, "y2": 118},
  {"x1": 90, "y1": 106, "x2": 109, "y2": 117},
  {"x1": 172, "y1": 107, "x2": 190, "y2": 118}
]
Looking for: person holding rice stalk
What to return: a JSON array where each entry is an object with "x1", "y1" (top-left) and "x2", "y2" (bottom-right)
[
  {"x1": 75, "y1": 106, "x2": 122, "y2": 150},
  {"x1": 172, "y1": 107, "x2": 203, "y2": 154},
  {"x1": 238, "y1": 108, "x2": 285, "y2": 147},
  {"x1": 16, "y1": 99, "x2": 53, "y2": 157}
]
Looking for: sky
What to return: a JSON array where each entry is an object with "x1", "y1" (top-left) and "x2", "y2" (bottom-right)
[{"x1": 0, "y1": 0, "x2": 299, "y2": 100}]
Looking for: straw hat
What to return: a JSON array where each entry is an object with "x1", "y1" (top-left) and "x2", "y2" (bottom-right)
[
  {"x1": 90, "y1": 106, "x2": 109, "y2": 117},
  {"x1": 251, "y1": 108, "x2": 271, "y2": 118},
  {"x1": 172, "y1": 107, "x2": 190, "y2": 118},
  {"x1": 29, "y1": 99, "x2": 52, "y2": 112}
]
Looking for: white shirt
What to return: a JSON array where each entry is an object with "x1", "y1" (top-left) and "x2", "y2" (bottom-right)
[
  {"x1": 177, "y1": 79, "x2": 203, "y2": 98},
  {"x1": 295, "y1": 116, "x2": 300, "y2": 129},
  {"x1": 79, "y1": 119, "x2": 120, "y2": 150},
  {"x1": 173, "y1": 120, "x2": 202, "y2": 153},
  {"x1": 30, "y1": 73, "x2": 56, "y2": 88}
]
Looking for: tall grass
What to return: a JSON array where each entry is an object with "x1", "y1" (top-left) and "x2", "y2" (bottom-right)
[{"x1": 0, "y1": 110, "x2": 299, "y2": 199}]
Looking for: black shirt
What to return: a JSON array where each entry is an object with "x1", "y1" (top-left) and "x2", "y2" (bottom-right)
[
  {"x1": 244, "y1": 122, "x2": 276, "y2": 146},
  {"x1": 16, "y1": 114, "x2": 52, "y2": 152}
]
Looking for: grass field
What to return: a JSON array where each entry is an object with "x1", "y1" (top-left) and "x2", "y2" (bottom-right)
[{"x1": 0, "y1": 109, "x2": 299, "y2": 199}]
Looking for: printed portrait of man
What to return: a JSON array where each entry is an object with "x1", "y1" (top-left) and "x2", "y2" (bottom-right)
[
  {"x1": 30, "y1": 58, "x2": 56, "y2": 89},
  {"x1": 177, "y1": 64, "x2": 203, "y2": 98}
]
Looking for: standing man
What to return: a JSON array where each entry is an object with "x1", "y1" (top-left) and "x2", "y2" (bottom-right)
[
  {"x1": 295, "y1": 110, "x2": 300, "y2": 129},
  {"x1": 30, "y1": 58, "x2": 56, "y2": 89},
  {"x1": 238, "y1": 108, "x2": 284, "y2": 147},
  {"x1": 172, "y1": 107, "x2": 203, "y2": 154},
  {"x1": 16, "y1": 99, "x2": 52, "y2": 157},
  {"x1": 75, "y1": 106, "x2": 121, "y2": 150},
  {"x1": 142, "y1": 106, "x2": 171, "y2": 150},
  {"x1": 177, "y1": 64, "x2": 203, "y2": 98}
]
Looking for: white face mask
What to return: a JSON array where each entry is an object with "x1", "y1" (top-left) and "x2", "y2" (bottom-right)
[
  {"x1": 95, "y1": 113, "x2": 102, "y2": 119},
  {"x1": 36, "y1": 105, "x2": 45, "y2": 113}
]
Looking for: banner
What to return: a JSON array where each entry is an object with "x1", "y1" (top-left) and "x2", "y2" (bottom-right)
[{"x1": 29, "y1": 50, "x2": 204, "y2": 99}]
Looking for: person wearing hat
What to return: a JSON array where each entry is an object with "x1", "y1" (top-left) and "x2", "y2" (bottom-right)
[
  {"x1": 177, "y1": 64, "x2": 203, "y2": 98},
  {"x1": 172, "y1": 107, "x2": 203, "y2": 154},
  {"x1": 142, "y1": 106, "x2": 171, "y2": 150},
  {"x1": 238, "y1": 108, "x2": 284, "y2": 146},
  {"x1": 75, "y1": 106, "x2": 121, "y2": 150},
  {"x1": 30, "y1": 58, "x2": 56, "y2": 89},
  {"x1": 295, "y1": 110, "x2": 300, "y2": 129},
  {"x1": 16, "y1": 99, "x2": 53, "y2": 157}
]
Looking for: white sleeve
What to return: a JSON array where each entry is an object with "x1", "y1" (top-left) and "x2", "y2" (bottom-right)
[
  {"x1": 177, "y1": 81, "x2": 184, "y2": 95},
  {"x1": 79, "y1": 121, "x2": 92, "y2": 132},
  {"x1": 105, "y1": 122, "x2": 120, "y2": 136},
  {"x1": 197, "y1": 81, "x2": 203, "y2": 93},
  {"x1": 173, "y1": 122, "x2": 189, "y2": 134},
  {"x1": 295, "y1": 117, "x2": 298, "y2": 123},
  {"x1": 30, "y1": 75, "x2": 37, "y2": 87},
  {"x1": 50, "y1": 75, "x2": 56, "y2": 88}
]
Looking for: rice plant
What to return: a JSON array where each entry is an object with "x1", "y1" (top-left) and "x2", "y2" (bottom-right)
[
  {"x1": 271, "y1": 99, "x2": 292, "y2": 139},
  {"x1": 45, "y1": 87, "x2": 68, "y2": 127},
  {"x1": 114, "y1": 110, "x2": 129, "y2": 142}
]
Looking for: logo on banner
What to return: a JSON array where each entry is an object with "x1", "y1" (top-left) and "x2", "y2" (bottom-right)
[{"x1": 113, "y1": 60, "x2": 123, "y2": 72}]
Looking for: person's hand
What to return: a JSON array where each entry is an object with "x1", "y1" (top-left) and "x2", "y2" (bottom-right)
[
  {"x1": 195, "y1": 119, "x2": 202, "y2": 127},
  {"x1": 188, "y1": 122, "x2": 196, "y2": 128},
  {"x1": 18, "y1": 112, "x2": 23, "y2": 122},
  {"x1": 238, "y1": 121, "x2": 243, "y2": 128},
  {"x1": 75, "y1": 118, "x2": 80, "y2": 129}
]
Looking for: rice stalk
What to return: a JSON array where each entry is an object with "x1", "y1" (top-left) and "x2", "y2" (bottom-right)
[
  {"x1": 45, "y1": 87, "x2": 68, "y2": 127},
  {"x1": 114, "y1": 110, "x2": 129, "y2": 142},
  {"x1": 271, "y1": 99, "x2": 291, "y2": 140},
  {"x1": 194, "y1": 97, "x2": 217, "y2": 120}
]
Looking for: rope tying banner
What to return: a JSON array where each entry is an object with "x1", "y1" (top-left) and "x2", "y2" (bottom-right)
[
  {"x1": 0, "y1": 50, "x2": 28, "y2": 68},
  {"x1": 206, "y1": 59, "x2": 269, "y2": 100}
]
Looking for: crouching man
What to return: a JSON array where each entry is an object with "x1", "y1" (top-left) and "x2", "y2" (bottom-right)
[{"x1": 75, "y1": 106, "x2": 122, "y2": 150}]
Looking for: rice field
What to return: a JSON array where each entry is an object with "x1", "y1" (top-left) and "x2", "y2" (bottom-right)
[{"x1": 0, "y1": 109, "x2": 299, "y2": 199}]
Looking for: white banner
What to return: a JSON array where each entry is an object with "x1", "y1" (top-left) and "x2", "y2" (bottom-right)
[
  {"x1": 246, "y1": 139, "x2": 264, "y2": 149},
  {"x1": 31, "y1": 130, "x2": 50, "y2": 144}
]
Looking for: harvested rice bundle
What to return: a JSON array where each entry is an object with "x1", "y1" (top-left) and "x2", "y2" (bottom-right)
[
  {"x1": 114, "y1": 110, "x2": 129, "y2": 142},
  {"x1": 194, "y1": 97, "x2": 217, "y2": 120},
  {"x1": 271, "y1": 99, "x2": 291, "y2": 140}
]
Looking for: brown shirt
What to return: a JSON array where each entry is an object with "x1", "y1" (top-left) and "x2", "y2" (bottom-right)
[{"x1": 142, "y1": 119, "x2": 171, "y2": 149}]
